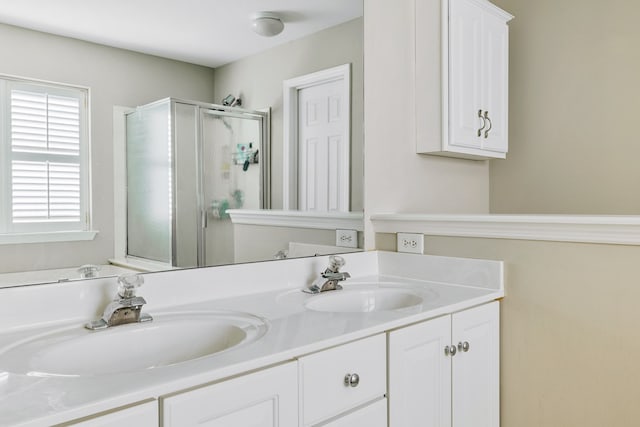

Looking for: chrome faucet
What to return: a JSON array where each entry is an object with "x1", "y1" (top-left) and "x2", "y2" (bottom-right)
[
  {"x1": 304, "y1": 255, "x2": 351, "y2": 294},
  {"x1": 85, "y1": 274, "x2": 153, "y2": 330}
]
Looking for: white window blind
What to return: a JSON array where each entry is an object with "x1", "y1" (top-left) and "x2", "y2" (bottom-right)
[
  {"x1": 0, "y1": 77, "x2": 90, "y2": 236},
  {"x1": 11, "y1": 160, "x2": 81, "y2": 223},
  {"x1": 11, "y1": 90, "x2": 81, "y2": 156}
]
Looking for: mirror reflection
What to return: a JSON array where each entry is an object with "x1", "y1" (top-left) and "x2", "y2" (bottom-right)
[
  {"x1": 125, "y1": 99, "x2": 269, "y2": 268},
  {"x1": 0, "y1": 1, "x2": 363, "y2": 287}
]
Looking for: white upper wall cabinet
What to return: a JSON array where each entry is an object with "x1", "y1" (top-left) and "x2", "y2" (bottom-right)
[{"x1": 416, "y1": 0, "x2": 513, "y2": 160}]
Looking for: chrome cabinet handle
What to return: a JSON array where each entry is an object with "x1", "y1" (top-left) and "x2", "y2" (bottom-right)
[
  {"x1": 444, "y1": 345, "x2": 457, "y2": 356},
  {"x1": 483, "y1": 111, "x2": 492, "y2": 138},
  {"x1": 344, "y1": 373, "x2": 360, "y2": 387},
  {"x1": 457, "y1": 341, "x2": 470, "y2": 352},
  {"x1": 477, "y1": 109, "x2": 486, "y2": 137}
]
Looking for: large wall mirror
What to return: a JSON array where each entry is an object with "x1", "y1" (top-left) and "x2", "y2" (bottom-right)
[{"x1": 0, "y1": 0, "x2": 363, "y2": 287}]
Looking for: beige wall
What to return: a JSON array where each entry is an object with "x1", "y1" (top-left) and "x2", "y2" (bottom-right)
[
  {"x1": 363, "y1": 0, "x2": 490, "y2": 248},
  {"x1": 0, "y1": 23, "x2": 216, "y2": 273},
  {"x1": 490, "y1": 0, "x2": 640, "y2": 214},
  {"x1": 213, "y1": 18, "x2": 364, "y2": 212}
]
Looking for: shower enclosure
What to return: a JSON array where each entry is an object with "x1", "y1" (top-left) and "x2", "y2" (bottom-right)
[{"x1": 125, "y1": 98, "x2": 269, "y2": 268}]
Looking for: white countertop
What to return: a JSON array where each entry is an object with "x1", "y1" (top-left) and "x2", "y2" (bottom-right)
[{"x1": 0, "y1": 251, "x2": 504, "y2": 426}]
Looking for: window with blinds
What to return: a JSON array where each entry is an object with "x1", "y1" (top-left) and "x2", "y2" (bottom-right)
[{"x1": 0, "y1": 77, "x2": 90, "y2": 235}]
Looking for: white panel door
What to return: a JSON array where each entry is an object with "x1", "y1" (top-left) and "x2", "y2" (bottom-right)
[
  {"x1": 452, "y1": 301, "x2": 500, "y2": 427},
  {"x1": 64, "y1": 400, "x2": 158, "y2": 426},
  {"x1": 388, "y1": 315, "x2": 452, "y2": 427},
  {"x1": 298, "y1": 78, "x2": 348, "y2": 212},
  {"x1": 448, "y1": 0, "x2": 483, "y2": 151},
  {"x1": 162, "y1": 362, "x2": 298, "y2": 427},
  {"x1": 481, "y1": 11, "x2": 509, "y2": 153}
]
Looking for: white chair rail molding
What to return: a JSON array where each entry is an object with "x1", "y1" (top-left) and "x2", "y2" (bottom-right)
[{"x1": 369, "y1": 213, "x2": 640, "y2": 246}]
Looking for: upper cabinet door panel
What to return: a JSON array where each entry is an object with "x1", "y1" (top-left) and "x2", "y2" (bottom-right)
[
  {"x1": 449, "y1": 0, "x2": 484, "y2": 150},
  {"x1": 480, "y1": 10, "x2": 509, "y2": 153}
]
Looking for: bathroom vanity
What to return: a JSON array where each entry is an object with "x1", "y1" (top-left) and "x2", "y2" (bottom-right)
[{"x1": 0, "y1": 251, "x2": 503, "y2": 426}]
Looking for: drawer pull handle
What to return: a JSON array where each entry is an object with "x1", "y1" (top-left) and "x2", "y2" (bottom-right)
[{"x1": 344, "y1": 373, "x2": 360, "y2": 387}]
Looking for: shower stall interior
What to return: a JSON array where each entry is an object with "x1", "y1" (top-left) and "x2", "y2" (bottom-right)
[{"x1": 125, "y1": 98, "x2": 270, "y2": 268}]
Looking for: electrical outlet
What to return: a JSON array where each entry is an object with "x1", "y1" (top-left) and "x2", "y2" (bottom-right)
[
  {"x1": 336, "y1": 229, "x2": 358, "y2": 248},
  {"x1": 397, "y1": 233, "x2": 424, "y2": 254}
]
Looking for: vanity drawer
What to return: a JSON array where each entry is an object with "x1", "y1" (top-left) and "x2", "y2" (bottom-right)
[
  {"x1": 298, "y1": 334, "x2": 386, "y2": 425},
  {"x1": 322, "y1": 398, "x2": 387, "y2": 427},
  {"x1": 161, "y1": 362, "x2": 298, "y2": 427}
]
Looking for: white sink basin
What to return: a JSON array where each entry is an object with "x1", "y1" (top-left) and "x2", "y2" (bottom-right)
[
  {"x1": 304, "y1": 287, "x2": 424, "y2": 312},
  {"x1": 0, "y1": 311, "x2": 267, "y2": 377}
]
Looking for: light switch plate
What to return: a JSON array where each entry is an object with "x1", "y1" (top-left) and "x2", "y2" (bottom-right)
[
  {"x1": 397, "y1": 233, "x2": 424, "y2": 254},
  {"x1": 336, "y1": 229, "x2": 358, "y2": 248}
]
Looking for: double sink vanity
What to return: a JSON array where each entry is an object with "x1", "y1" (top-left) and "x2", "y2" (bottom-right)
[{"x1": 0, "y1": 251, "x2": 503, "y2": 426}]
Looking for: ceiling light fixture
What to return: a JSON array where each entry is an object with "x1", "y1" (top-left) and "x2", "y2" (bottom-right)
[{"x1": 251, "y1": 12, "x2": 284, "y2": 37}]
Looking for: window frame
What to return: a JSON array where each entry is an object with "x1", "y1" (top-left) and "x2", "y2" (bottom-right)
[{"x1": 0, "y1": 74, "x2": 93, "y2": 243}]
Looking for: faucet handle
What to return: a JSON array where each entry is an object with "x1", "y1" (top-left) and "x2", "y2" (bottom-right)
[
  {"x1": 77, "y1": 264, "x2": 101, "y2": 279},
  {"x1": 328, "y1": 255, "x2": 346, "y2": 272},
  {"x1": 117, "y1": 273, "x2": 144, "y2": 298}
]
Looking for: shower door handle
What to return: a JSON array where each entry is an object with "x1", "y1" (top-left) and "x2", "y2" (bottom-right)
[{"x1": 201, "y1": 210, "x2": 208, "y2": 228}]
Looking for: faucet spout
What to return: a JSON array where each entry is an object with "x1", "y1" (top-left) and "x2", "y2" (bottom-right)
[
  {"x1": 85, "y1": 274, "x2": 153, "y2": 330},
  {"x1": 304, "y1": 256, "x2": 351, "y2": 294}
]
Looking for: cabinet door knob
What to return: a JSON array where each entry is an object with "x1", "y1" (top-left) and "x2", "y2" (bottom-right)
[
  {"x1": 477, "y1": 109, "x2": 487, "y2": 137},
  {"x1": 458, "y1": 341, "x2": 470, "y2": 352},
  {"x1": 483, "y1": 111, "x2": 492, "y2": 138},
  {"x1": 444, "y1": 345, "x2": 457, "y2": 356},
  {"x1": 344, "y1": 373, "x2": 360, "y2": 387}
]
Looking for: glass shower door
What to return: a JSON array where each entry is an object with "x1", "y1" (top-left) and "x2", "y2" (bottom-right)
[{"x1": 199, "y1": 109, "x2": 265, "y2": 267}]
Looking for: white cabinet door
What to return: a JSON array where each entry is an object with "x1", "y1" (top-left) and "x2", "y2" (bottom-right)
[
  {"x1": 480, "y1": 10, "x2": 509, "y2": 154},
  {"x1": 61, "y1": 400, "x2": 158, "y2": 427},
  {"x1": 388, "y1": 315, "x2": 451, "y2": 427},
  {"x1": 162, "y1": 362, "x2": 298, "y2": 427},
  {"x1": 449, "y1": 0, "x2": 484, "y2": 152},
  {"x1": 452, "y1": 301, "x2": 500, "y2": 427},
  {"x1": 320, "y1": 398, "x2": 387, "y2": 427},
  {"x1": 388, "y1": 302, "x2": 500, "y2": 427},
  {"x1": 448, "y1": 0, "x2": 511, "y2": 157}
]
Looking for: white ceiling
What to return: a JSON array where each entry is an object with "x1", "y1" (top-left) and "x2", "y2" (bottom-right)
[{"x1": 0, "y1": 0, "x2": 363, "y2": 68}]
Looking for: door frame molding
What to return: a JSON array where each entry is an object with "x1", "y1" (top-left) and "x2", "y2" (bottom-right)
[{"x1": 282, "y1": 63, "x2": 351, "y2": 210}]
